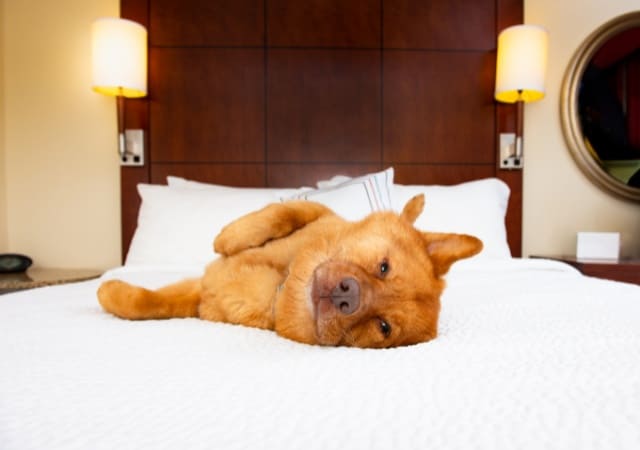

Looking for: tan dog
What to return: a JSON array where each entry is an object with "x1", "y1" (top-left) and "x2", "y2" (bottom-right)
[{"x1": 98, "y1": 195, "x2": 482, "y2": 348}]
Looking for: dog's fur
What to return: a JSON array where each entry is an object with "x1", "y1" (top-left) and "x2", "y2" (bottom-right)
[{"x1": 98, "y1": 195, "x2": 482, "y2": 348}]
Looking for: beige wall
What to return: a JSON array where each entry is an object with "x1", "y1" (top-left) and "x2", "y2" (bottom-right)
[
  {"x1": 2, "y1": 0, "x2": 120, "y2": 269},
  {"x1": 524, "y1": 0, "x2": 640, "y2": 258},
  {"x1": 0, "y1": 0, "x2": 7, "y2": 250},
  {"x1": 0, "y1": 0, "x2": 638, "y2": 270}
]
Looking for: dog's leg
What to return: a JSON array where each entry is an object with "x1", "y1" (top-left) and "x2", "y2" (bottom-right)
[
  {"x1": 97, "y1": 278, "x2": 201, "y2": 320},
  {"x1": 199, "y1": 257, "x2": 283, "y2": 330},
  {"x1": 214, "y1": 200, "x2": 333, "y2": 256}
]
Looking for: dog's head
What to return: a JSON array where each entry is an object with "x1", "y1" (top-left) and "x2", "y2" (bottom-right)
[{"x1": 275, "y1": 194, "x2": 483, "y2": 348}]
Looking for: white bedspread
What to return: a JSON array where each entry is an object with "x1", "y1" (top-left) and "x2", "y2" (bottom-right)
[{"x1": 1, "y1": 259, "x2": 639, "y2": 450}]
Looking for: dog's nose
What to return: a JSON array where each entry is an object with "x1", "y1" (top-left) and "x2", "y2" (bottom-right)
[{"x1": 330, "y1": 277, "x2": 360, "y2": 315}]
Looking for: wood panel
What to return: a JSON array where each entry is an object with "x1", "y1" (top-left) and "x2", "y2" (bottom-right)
[
  {"x1": 267, "y1": 49, "x2": 381, "y2": 162},
  {"x1": 150, "y1": 48, "x2": 264, "y2": 162},
  {"x1": 120, "y1": 0, "x2": 150, "y2": 260},
  {"x1": 121, "y1": 0, "x2": 525, "y2": 259},
  {"x1": 384, "y1": 51, "x2": 495, "y2": 164},
  {"x1": 120, "y1": 98, "x2": 150, "y2": 258},
  {"x1": 384, "y1": 0, "x2": 495, "y2": 49},
  {"x1": 496, "y1": 0, "x2": 524, "y2": 257},
  {"x1": 267, "y1": 163, "x2": 382, "y2": 187},
  {"x1": 393, "y1": 164, "x2": 496, "y2": 185},
  {"x1": 151, "y1": 164, "x2": 266, "y2": 186},
  {"x1": 150, "y1": 0, "x2": 264, "y2": 46},
  {"x1": 267, "y1": 0, "x2": 380, "y2": 48},
  {"x1": 499, "y1": 171, "x2": 522, "y2": 256}
]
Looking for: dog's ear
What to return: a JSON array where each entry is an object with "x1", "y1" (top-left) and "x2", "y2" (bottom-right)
[
  {"x1": 401, "y1": 194, "x2": 425, "y2": 224},
  {"x1": 421, "y1": 232, "x2": 483, "y2": 277}
]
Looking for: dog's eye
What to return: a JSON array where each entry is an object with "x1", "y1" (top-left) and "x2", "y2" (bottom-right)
[
  {"x1": 378, "y1": 318, "x2": 392, "y2": 337},
  {"x1": 379, "y1": 260, "x2": 390, "y2": 277}
]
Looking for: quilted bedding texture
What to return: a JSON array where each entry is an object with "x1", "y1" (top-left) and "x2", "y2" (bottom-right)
[{"x1": 1, "y1": 259, "x2": 639, "y2": 450}]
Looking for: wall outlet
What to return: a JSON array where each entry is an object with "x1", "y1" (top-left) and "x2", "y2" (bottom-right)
[
  {"x1": 121, "y1": 129, "x2": 144, "y2": 166},
  {"x1": 499, "y1": 132, "x2": 523, "y2": 169}
]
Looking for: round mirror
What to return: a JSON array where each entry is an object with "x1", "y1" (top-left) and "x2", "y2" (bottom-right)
[{"x1": 561, "y1": 11, "x2": 640, "y2": 202}]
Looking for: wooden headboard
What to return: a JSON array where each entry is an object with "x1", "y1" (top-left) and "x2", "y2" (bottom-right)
[{"x1": 120, "y1": 0, "x2": 523, "y2": 259}]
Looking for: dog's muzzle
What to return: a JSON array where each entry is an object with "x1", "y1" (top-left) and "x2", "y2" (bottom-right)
[
  {"x1": 329, "y1": 277, "x2": 360, "y2": 315},
  {"x1": 312, "y1": 262, "x2": 366, "y2": 318}
]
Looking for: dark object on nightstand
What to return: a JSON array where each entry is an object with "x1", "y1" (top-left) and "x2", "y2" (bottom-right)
[
  {"x1": 0, "y1": 254, "x2": 33, "y2": 273},
  {"x1": 532, "y1": 255, "x2": 640, "y2": 285}
]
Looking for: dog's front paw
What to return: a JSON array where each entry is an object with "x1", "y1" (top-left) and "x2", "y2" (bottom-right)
[
  {"x1": 214, "y1": 219, "x2": 269, "y2": 256},
  {"x1": 213, "y1": 226, "x2": 243, "y2": 256}
]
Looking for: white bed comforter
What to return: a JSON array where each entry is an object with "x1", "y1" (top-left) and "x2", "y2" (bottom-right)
[{"x1": 1, "y1": 259, "x2": 639, "y2": 450}]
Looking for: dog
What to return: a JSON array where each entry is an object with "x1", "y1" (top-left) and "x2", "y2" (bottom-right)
[{"x1": 98, "y1": 194, "x2": 482, "y2": 348}]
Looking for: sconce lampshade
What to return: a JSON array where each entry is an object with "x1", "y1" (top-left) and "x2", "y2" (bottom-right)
[
  {"x1": 495, "y1": 24, "x2": 548, "y2": 103},
  {"x1": 91, "y1": 18, "x2": 147, "y2": 98}
]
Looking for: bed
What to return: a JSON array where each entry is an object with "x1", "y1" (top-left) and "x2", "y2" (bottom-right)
[
  {"x1": 4, "y1": 1, "x2": 639, "y2": 447},
  {"x1": 1, "y1": 170, "x2": 639, "y2": 450}
]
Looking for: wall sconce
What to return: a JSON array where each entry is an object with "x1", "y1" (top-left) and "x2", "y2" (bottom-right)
[
  {"x1": 495, "y1": 24, "x2": 548, "y2": 169},
  {"x1": 91, "y1": 17, "x2": 147, "y2": 166}
]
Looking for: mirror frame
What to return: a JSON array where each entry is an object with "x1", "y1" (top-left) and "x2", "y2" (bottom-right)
[{"x1": 560, "y1": 11, "x2": 640, "y2": 202}]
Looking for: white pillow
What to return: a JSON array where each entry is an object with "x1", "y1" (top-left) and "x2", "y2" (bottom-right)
[
  {"x1": 287, "y1": 167, "x2": 394, "y2": 221},
  {"x1": 393, "y1": 178, "x2": 511, "y2": 259},
  {"x1": 131, "y1": 172, "x2": 508, "y2": 265},
  {"x1": 167, "y1": 175, "x2": 225, "y2": 189},
  {"x1": 316, "y1": 174, "x2": 353, "y2": 189},
  {"x1": 166, "y1": 176, "x2": 305, "y2": 198},
  {"x1": 126, "y1": 184, "x2": 293, "y2": 267}
]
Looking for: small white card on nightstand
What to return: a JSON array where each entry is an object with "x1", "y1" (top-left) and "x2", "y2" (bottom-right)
[{"x1": 576, "y1": 232, "x2": 620, "y2": 260}]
